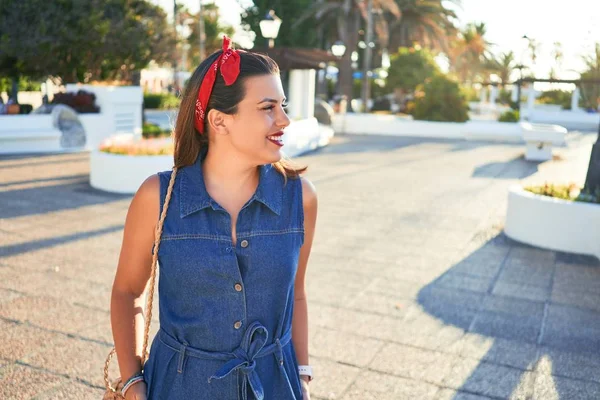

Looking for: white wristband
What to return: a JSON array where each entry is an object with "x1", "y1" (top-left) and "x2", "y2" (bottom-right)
[{"x1": 298, "y1": 365, "x2": 313, "y2": 381}]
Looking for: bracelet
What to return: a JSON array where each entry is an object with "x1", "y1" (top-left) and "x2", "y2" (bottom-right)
[
  {"x1": 298, "y1": 365, "x2": 313, "y2": 382},
  {"x1": 121, "y1": 372, "x2": 145, "y2": 397}
]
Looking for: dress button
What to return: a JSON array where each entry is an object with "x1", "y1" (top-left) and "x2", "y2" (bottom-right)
[
  {"x1": 234, "y1": 321, "x2": 242, "y2": 329},
  {"x1": 234, "y1": 283, "x2": 243, "y2": 292},
  {"x1": 240, "y1": 239, "x2": 249, "y2": 248}
]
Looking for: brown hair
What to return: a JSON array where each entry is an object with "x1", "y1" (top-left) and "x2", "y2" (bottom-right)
[{"x1": 172, "y1": 49, "x2": 307, "y2": 181}]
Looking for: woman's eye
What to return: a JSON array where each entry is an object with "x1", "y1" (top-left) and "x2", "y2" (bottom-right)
[{"x1": 262, "y1": 106, "x2": 275, "y2": 111}]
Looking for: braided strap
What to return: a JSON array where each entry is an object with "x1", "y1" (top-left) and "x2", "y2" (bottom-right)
[{"x1": 103, "y1": 168, "x2": 179, "y2": 397}]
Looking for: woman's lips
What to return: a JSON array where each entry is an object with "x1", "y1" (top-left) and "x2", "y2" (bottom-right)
[{"x1": 267, "y1": 132, "x2": 284, "y2": 147}]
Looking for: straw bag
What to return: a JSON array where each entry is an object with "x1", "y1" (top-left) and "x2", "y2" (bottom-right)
[{"x1": 103, "y1": 168, "x2": 178, "y2": 399}]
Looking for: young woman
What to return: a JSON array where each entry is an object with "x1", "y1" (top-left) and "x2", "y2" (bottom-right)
[{"x1": 110, "y1": 37, "x2": 317, "y2": 400}]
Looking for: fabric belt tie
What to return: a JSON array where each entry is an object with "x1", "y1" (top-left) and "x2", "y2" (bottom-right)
[{"x1": 158, "y1": 321, "x2": 292, "y2": 400}]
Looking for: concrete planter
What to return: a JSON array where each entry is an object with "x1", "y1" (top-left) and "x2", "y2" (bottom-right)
[
  {"x1": 505, "y1": 186, "x2": 600, "y2": 259},
  {"x1": 90, "y1": 150, "x2": 173, "y2": 194},
  {"x1": 282, "y1": 117, "x2": 334, "y2": 158}
]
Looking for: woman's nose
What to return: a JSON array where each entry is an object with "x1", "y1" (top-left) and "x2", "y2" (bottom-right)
[{"x1": 278, "y1": 108, "x2": 291, "y2": 129}]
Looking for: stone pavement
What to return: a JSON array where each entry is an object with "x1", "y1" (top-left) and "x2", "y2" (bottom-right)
[{"x1": 1, "y1": 131, "x2": 599, "y2": 399}]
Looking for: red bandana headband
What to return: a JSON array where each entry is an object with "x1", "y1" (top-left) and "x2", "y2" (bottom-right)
[{"x1": 194, "y1": 36, "x2": 242, "y2": 134}]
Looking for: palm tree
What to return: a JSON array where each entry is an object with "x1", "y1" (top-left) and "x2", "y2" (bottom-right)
[
  {"x1": 294, "y1": 0, "x2": 401, "y2": 109},
  {"x1": 549, "y1": 41, "x2": 563, "y2": 79},
  {"x1": 387, "y1": 0, "x2": 459, "y2": 53},
  {"x1": 449, "y1": 22, "x2": 493, "y2": 84},
  {"x1": 483, "y1": 51, "x2": 516, "y2": 86}
]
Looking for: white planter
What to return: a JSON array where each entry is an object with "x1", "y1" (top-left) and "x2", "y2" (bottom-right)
[
  {"x1": 331, "y1": 113, "x2": 566, "y2": 146},
  {"x1": 505, "y1": 186, "x2": 600, "y2": 259},
  {"x1": 0, "y1": 115, "x2": 62, "y2": 154},
  {"x1": 66, "y1": 84, "x2": 143, "y2": 147},
  {"x1": 527, "y1": 109, "x2": 600, "y2": 131},
  {"x1": 90, "y1": 150, "x2": 173, "y2": 194},
  {"x1": 282, "y1": 117, "x2": 334, "y2": 158}
]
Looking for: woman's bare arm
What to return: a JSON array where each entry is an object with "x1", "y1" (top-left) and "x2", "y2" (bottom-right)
[
  {"x1": 292, "y1": 177, "x2": 318, "y2": 383},
  {"x1": 110, "y1": 174, "x2": 160, "y2": 382}
]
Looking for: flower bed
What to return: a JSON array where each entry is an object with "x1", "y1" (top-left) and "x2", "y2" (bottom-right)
[
  {"x1": 505, "y1": 185, "x2": 600, "y2": 259},
  {"x1": 91, "y1": 136, "x2": 173, "y2": 194}
]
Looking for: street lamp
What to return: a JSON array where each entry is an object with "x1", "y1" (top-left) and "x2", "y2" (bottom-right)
[
  {"x1": 259, "y1": 10, "x2": 282, "y2": 48},
  {"x1": 331, "y1": 40, "x2": 346, "y2": 57}
]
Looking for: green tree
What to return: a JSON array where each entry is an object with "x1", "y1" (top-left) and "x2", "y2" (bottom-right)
[
  {"x1": 412, "y1": 75, "x2": 469, "y2": 122},
  {"x1": 386, "y1": 46, "x2": 440, "y2": 93},
  {"x1": 241, "y1": 0, "x2": 318, "y2": 49},
  {"x1": 185, "y1": 3, "x2": 235, "y2": 67},
  {"x1": 0, "y1": 0, "x2": 175, "y2": 96},
  {"x1": 293, "y1": 0, "x2": 401, "y2": 109},
  {"x1": 579, "y1": 43, "x2": 600, "y2": 110}
]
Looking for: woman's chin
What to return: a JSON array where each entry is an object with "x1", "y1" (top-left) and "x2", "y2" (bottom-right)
[{"x1": 264, "y1": 148, "x2": 283, "y2": 164}]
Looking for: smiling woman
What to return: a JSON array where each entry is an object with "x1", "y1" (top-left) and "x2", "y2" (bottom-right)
[{"x1": 106, "y1": 36, "x2": 317, "y2": 400}]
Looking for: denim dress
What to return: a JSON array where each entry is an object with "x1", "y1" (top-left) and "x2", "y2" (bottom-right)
[{"x1": 142, "y1": 153, "x2": 305, "y2": 400}]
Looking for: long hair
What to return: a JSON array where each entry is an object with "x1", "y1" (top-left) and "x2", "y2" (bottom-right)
[{"x1": 172, "y1": 50, "x2": 307, "y2": 180}]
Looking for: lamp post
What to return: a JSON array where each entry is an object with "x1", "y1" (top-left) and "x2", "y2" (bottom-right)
[
  {"x1": 331, "y1": 41, "x2": 346, "y2": 100},
  {"x1": 198, "y1": 0, "x2": 206, "y2": 62},
  {"x1": 173, "y1": 0, "x2": 178, "y2": 94},
  {"x1": 361, "y1": 0, "x2": 374, "y2": 113},
  {"x1": 259, "y1": 10, "x2": 282, "y2": 48},
  {"x1": 331, "y1": 40, "x2": 346, "y2": 58}
]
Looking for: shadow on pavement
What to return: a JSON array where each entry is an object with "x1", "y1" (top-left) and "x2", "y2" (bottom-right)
[
  {"x1": 0, "y1": 152, "x2": 89, "y2": 169},
  {"x1": 0, "y1": 224, "x2": 124, "y2": 258},
  {"x1": 418, "y1": 233, "x2": 600, "y2": 399},
  {"x1": 1, "y1": 180, "x2": 130, "y2": 219},
  {"x1": 0, "y1": 174, "x2": 88, "y2": 188},
  {"x1": 471, "y1": 156, "x2": 541, "y2": 179}
]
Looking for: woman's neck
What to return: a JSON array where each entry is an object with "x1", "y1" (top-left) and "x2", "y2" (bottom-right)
[{"x1": 201, "y1": 147, "x2": 260, "y2": 196}]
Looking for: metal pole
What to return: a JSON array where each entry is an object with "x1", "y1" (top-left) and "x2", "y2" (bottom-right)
[
  {"x1": 173, "y1": 0, "x2": 178, "y2": 93},
  {"x1": 198, "y1": 0, "x2": 205, "y2": 62},
  {"x1": 361, "y1": 0, "x2": 373, "y2": 113}
]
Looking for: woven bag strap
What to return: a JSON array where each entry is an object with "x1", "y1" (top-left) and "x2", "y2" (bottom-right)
[
  {"x1": 140, "y1": 167, "x2": 178, "y2": 364},
  {"x1": 103, "y1": 167, "x2": 178, "y2": 395}
]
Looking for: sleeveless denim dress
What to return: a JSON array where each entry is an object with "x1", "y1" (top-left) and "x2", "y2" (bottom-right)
[{"x1": 142, "y1": 152, "x2": 305, "y2": 400}]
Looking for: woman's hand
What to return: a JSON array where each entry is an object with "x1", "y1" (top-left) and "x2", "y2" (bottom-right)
[
  {"x1": 124, "y1": 381, "x2": 147, "y2": 400},
  {"x1": 301, "y1": 378, "x2": 311, "y2": 400}
]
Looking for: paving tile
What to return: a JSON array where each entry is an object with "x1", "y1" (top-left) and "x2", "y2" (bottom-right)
[
  {"x1": 370, "y1": 342, "x2": 456, "y2": 386},
  {"x1": 342, "y1": 369, "x2": 439, "y2": 400},
  {"x1": 443, "y1": 358, "x2": 535, "y2": 399},
  {"x1": 532, "y1": 373, "x2": 600, "y2": 400}
]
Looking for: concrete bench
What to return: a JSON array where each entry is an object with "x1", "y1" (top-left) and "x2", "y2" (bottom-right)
[{"x1": 521, "y1": 122, "x2": 567, "y2": 161}]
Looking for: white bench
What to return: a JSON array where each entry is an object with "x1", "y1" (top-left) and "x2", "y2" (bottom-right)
[
  {"x1": 521, "y1": 122, "x2": 567, "y2": 161},
  {"x1": 0, "y1": 115, "x2": 63, "y2": 154}
]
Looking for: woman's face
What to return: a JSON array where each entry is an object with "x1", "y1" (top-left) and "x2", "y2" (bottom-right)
[{"x1": 225, "y1": 74, "x2": 291, "y2": 165}]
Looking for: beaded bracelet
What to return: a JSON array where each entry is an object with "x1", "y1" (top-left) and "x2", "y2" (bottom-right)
[{"x1": 121, "y1": 372, "x2": 145, "y2": 397}]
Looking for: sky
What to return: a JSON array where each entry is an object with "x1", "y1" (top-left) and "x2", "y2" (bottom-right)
[{"x1": 152, "y1": 0, "x2": 600, "y2": 82}]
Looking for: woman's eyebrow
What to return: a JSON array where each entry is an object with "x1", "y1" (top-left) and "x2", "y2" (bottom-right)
[{"x1": 257, "y1": 97, "x2": 287, "y2": 104}]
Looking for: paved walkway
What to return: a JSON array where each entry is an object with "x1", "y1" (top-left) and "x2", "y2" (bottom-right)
[{"x1": 1, "y1": 131, "x2": 599, "y2": 399}]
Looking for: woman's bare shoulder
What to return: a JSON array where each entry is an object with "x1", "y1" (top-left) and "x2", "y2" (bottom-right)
[
  {"x1": 299, "y1": 176, "x2": 317, "y2": 210},
  {"x1": 128, "y1": 174, "x2": 160, "y2": 220}
]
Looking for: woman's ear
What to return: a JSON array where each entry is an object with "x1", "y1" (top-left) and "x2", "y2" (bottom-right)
[{"x1": 207, "y1": 109, "x2": 230, "y2": 135}]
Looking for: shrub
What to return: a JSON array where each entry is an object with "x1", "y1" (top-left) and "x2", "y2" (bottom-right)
[
  {"x1": 142, "y1": 122, "x2": 171, "y2": 138},
  {"x1": 51, "y1": 90, "x2": 100, "y2": 113},
  {"x1": 387, "y1": 47, "x2": 440, "y2": 94},
  {"x1": 18, "y1": 104, "x2": 33, "y2": 114},
  {"x1": 143, "y1": 93, "x2": 180, "y2": 109},
  {"x1": 412, "y1": 75, "x2": 469, "y2": 122},
  {"x1": 371, "y1": 97, "x2": 391, "y2": 112},
  {"x1": 524, "y1": 182, "x2": 600, "y2": 204},
  {"x1": 498, "y1": 110, "x2": 519, "y2": 122},
  {"x1": 99, "y1": 137, "x2": 174, "y2": 156},
  {"x1": 537, "y1": 90, "x2": 572, "y2": 110}
]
